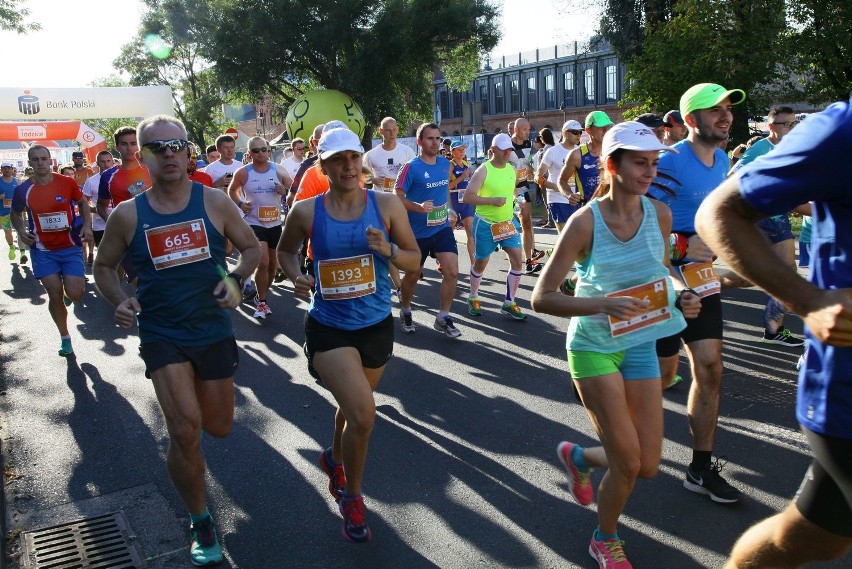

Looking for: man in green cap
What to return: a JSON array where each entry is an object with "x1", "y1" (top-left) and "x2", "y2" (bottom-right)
[
  {"x1": 555, "y1": 110, "x2": 613, "y2": 214},
  {"x1": 648, "y1": 82, "x2": 748, "y2": 504}
]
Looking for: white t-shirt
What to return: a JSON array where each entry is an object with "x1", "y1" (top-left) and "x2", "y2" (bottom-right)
[
  {"x1": 279, "y1": 155, "x2": 304, "y2": 181},
  {"x1": 82, "y1": 173, "x2": 108, "y2": 231},
  {"x1": 541, "y1": 144, "x2": 575, "y2": 205},
  {"x1": 363, "y1": 144, "x2": 416, "y2": 192},
  {"x1": 203, "y1": 160, "x2": 241, "y2": 186}
]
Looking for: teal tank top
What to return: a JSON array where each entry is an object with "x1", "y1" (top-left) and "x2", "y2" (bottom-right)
[
  {"x1": 567, "y1": 196, "x2": 686, "y2": 352},
  {"x1": 131, "y1": 182, "x2": 232, "y2": 345}
]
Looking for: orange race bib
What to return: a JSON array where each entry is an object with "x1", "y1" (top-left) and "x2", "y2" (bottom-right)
[
  {"x1": 38, "y1": 211, "x2": 69, "y2": 232},
  {"x1": 605, "y1": 278, "x2": 672, "y2": 337},
  {"x1": 317, "y1": 254, "x2": 376, "y2": 300},
  {"x1": 258, "y1": 205, "x2": 279, "y2": 222},
  {"x1": 490, "y1": 219, "x2": 518, "y2": 241},
  {"x1": 3, "y1": 198, "x2": 12, "y2": 209},
  {"x1": 678, "y1": 262, "x2": 721, "y2": 298},
  {"x1": 145, "y1": 219, "x2": 211, "y2": 270}
]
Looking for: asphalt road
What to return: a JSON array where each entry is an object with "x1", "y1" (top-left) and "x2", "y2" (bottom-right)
[{"x1": 1, "y1": 225, "x2": 847, "y2": 569}]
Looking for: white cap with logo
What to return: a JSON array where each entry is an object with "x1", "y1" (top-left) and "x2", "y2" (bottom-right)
[
  {"x1": 317, "y1": 128, "x2": 364, "y2": 160},
  {"x1": 600, "y1": 121, "x2": 678, "y2": 159},
  {"x1": 561, "y1": 120, "x2": 583, "y2": 132}
]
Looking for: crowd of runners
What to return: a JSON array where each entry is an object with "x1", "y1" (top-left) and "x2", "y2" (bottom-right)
[{"x1": 2, "y1": 81, "x2": 850, "y2": 569}]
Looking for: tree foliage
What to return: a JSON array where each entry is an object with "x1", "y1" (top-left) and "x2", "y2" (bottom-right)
[
  {"x1": 148, "y1": 0, "x2": 500, "y2": 130},
  {"x1": 786, "y1": 0, "x2": 852, "y2": 103},
  {"x1": 603, "y1": 0, "x2": 786, "y2": 142},
  {"x1": 0, "y1": 0, "x2": 40, "y2": 34},
  {"x1": 115, "y1": 3, "x2": 232, "y2": 149}
]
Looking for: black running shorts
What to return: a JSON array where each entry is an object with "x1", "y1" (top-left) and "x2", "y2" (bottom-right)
[
  {"x1": 656, "y1": 294, "x2": 723, "y2": 357},
  {"x1": 794, "y1": 427, "x2": 852, "y2": 536},
  {"x1": 139, "y1": 336, "x2": 239, "y2": 381}
]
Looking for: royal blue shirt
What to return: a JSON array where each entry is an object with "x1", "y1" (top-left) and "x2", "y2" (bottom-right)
[
  {"x1": 649, "y1": 141, "x2": 729, "y2": 234},
  {"x1": 396, "y1": 156, "x2": 451, "y2": 238},
  {"x1": 738, "y1": 98, "x2": 852, "y2": 438}
]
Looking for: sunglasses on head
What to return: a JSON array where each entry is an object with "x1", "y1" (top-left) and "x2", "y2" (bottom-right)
[
  {"x1": 568, "y1": 129, "x2": 583, "y2": 136},
  {"x1": 142, "y1": 139, "x2": 189, "y2": 154}
]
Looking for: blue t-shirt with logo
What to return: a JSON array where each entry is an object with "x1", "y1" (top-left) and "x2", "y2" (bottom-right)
[
  {"x1": 396, "y1": 156, "x2": 452, "y2": 238},
  {"x1": 738, "y1": 98, "x2": 852, "y2": 438},
  {"x1": 0, "y1": 178, "x2": 17, "y2": 216},
  {"x1": 649, "y1": 141, "x2": 729, "y2": 234}
]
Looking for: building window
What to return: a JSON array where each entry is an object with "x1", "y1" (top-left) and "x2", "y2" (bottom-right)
[
  {"x1": 526, "y1": 76, "x2": 537, "y2": 111},
  {"x1": 605, "y1": 65, "x2": 618, "y2": 102},
  {"x1": 584, "y1": 68, "x2": 595, "y2": 105},
  {"x1": 544, "y1": 73, "x2": 555, "y2": 109},
  {"x1": 479, "y1": 82, "x2": 489, "y2": 115},
  {"x1": 452, "y1": 90, "x2": 462, "y2": 118},
  {"x1": 439, "y1": 89, "x2": 449, "y2": 117},
  {"x1": 510, "y1": 77, "x2": 520, "y2": 112},
  {"x1": 493, "y1": 79, "x2": 504, "y2": 114},
  {"x1": 563, "y1": 71, "x2": 574, "y2": 107}
]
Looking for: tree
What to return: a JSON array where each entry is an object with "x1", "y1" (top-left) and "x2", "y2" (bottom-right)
[
  {"x1": 115, "y1": 3, "x2": 233, "y2": 149},
  {"x1": 786, "y1": 0, "x2": 852, "y2": 103},
  {"x1": 609, "y1": 0, "x2": 786, "y2": 143},
  {"x1": 150, "y1": 0, "x2": 500, "y2": 130},
  {"x1": 0, "y1": 0, "x2": 40, "y2": 34}
]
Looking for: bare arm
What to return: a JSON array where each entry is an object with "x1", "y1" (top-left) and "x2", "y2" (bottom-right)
[
  {"x1": 227, "y1": 167, "x2": 251, "y2": 215},
  {"x1": 697, "y1": 176, "x2": 852, "y2": 346},
  {"x1": 556, "y1": 150, "x2": 582, "y2": 204},
  {"x1": 10, "y1": 209, "x2": 34, "y2": 247},
  {"x1": 277, "y1": 199, "x2": 315, "y2": 297},
  {"x1": 372, "y1": 192, "x2": 422, "y2": 273},
  {"x1": 93, "y1": 201, "x2": 140, "y2": 327}
]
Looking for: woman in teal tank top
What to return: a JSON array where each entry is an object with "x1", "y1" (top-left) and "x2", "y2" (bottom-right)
[{"x1": 531, "y1": 122, "x2": 702, "y2": 568}]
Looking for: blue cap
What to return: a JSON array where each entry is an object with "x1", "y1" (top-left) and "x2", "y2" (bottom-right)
[{"x1": 450, "y1": 141, "x2": 466, "y2": 150}]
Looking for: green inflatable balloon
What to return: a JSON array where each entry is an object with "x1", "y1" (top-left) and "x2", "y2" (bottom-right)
[{"x1": 285, "y1": 90, "x2": 366, "y2": 141}]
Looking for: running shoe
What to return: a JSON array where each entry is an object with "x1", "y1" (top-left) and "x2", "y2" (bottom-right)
[
  {"x1": 684, "y1": 457, "x2": 740, "y2": 503},
  {"x1": 319, "y1": 447, "x2": 346, "y2": 502},
  {"x1": 664, "y1": 375, "x2": 683, "y2": 390},
  {"x1": 762, "y1": 327, "x2": 804, "y2": 347},
  {"x1": 241, "y1": 279, "x2": 257, "y2": 302},
  {"x1": 58, "y1": 339, "x2": 74, "y2": 357},
  {"x1": 8, "y1": 247, "x2": 15, "y2": 261},
  {"x1": 399, "y1": 310, "x2": 415, "y2": 333},
  {"x1": 501, "y1": 301, "x2": 527, "y2": 320},
  {"x1": 524, "y1": 259, "x2": 542, "y2": 275},
  {"x1": 433, "y1": 315, "x2": 462, "y2": 338},
  {"x1": 559, "y1": 278, "x2": 575, "y2": 296},
  {"x1": 273, "y1": 268, "x2": 285, "y2": 283},
  {"x1": 189, "y1": 515, "x2": 223, "y2": 566},
  {"x1": 468, "y1": 297, "x2": 482, "y2": 317},
  {"x1": 339, "y1": 494, "x2": 372, "y2": 543},
  {"x1": 253, "y1": 301, "x2": 268, "y2": 320},
  {"x1": 20, "y1": 251, "x2": 27, "y2": 264},
  {"x1": 557, "y1": 441, "x2": 593, "y2": 505},
  {"x1": 531, "y1": 248, "x2": 546, "y2": 261},
  {"x1": 263, "y1": 302, "x2": 272, "y2": 315},
  {"x1": 589, "y1": 534, "x2": 632, "y2": 569}
]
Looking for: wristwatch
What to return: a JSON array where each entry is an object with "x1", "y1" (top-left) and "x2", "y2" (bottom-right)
[
  {"x1": 226, "y1": 272, "x2": 245, "y2": 290},
  {"x1": 388, "y1": 243, "x2": 399, "y2": 260}
]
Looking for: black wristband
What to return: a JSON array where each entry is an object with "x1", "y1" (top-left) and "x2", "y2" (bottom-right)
[{"x1": 226, "y1": 272, "x2": 244, "y2": 290}]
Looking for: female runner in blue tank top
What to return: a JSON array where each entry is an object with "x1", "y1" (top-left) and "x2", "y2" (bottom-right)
[
  {"x1": 277, "y1": 127, "x2": 420, "y2": 544},
  {"x1": 532, "y1": 122, "x2": 702, "y2": 569}
]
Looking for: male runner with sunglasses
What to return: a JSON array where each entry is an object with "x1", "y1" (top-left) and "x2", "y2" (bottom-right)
[
  {"x1": 228, "y1": 136, "x2": 292, "y2": 319},
  {"x1": 94, "y1": 115, "x2": 260, "y2": 567}
]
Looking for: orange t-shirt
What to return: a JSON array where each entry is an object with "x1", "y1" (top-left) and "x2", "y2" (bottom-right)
[
  {"x1": 294, "y1": 163, "x2": 329, "y2": 202},
  {"x1": 73, "y1": 166, "x2": 94, "y2": 189},
  {"x1": 12, "y1": 174, "x2": 83, "y2": 251}
]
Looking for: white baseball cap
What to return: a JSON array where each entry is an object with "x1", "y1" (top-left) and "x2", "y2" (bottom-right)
[
  {"x1": 491, "y1": 133, "x2": 514, "y2": 151},
  {"x1": 1, "y1": 161, "x2": 13, "y2": 168},
  {"x1": 322, "y1": 120, "x2": 348, "y2": 132},
  {"x1": 601, "y1": 121, "x2": 678, "y2": 159},
  {"x1": 561, "y1": 120, "x2": 583, "y2": 132},
  {"x1": 317, "y1": 127, "x2": 364, "y2": 160}
]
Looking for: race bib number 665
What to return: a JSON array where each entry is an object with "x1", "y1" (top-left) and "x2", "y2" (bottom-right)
[{"x1": 145, "y1": 219, "x2": 211, "y2": 270}]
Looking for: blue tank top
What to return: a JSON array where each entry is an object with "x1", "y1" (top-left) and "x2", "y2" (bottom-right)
[
  {"x1": 567, "y1": 196, "x2": 686, "y2": 352},
  {"x1": 573, "y1": 144, "x2": 601, "y2": 202},
  {"x1": 309, "y1": 190, "x2": 391, "y2": 330},
  {"x1": 0, "y1": 178, "x2": 16, "y2": 216},
  {"x1": 131, "y1": 182, "x2": 231, "y2": 345}
]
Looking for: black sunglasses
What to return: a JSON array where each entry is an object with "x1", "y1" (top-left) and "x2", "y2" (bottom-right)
[
  {"x1": 250, "y1": 147, "x2": 269, "y2": 153},
  {"x1": 142, "y1": 139, "x2": 189, "y2": 154},
  {"x1": 568, "y1": 129, "x2": 583, "y2": 135}
]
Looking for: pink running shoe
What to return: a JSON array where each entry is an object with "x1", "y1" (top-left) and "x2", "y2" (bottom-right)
[
  {"x1": 589, "y1": 535, "x2": 632, "y2": 568},
  {"x1": 557, "y1": 441, "x2": 593, "y2": 505}
]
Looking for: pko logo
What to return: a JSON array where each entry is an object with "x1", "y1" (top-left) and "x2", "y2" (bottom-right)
[{"x1": 18, "y1": 90, "x2": 40, "y2": 115}]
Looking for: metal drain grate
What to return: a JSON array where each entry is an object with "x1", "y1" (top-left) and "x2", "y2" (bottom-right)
[{"x1": 21, "y1": 511, "x2": 145, "y2": 569}]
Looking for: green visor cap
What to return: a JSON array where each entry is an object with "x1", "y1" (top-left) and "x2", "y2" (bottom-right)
[{"x1": 585, "y1": 110, "x2": 614, "y2": 128}]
